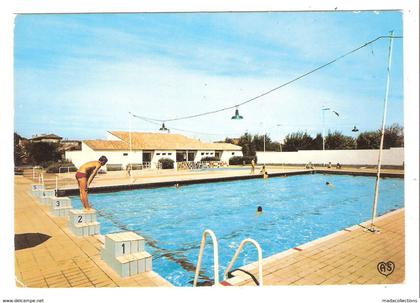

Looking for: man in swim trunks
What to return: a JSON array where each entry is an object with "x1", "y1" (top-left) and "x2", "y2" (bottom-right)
[{"x1": 75, "y1": 156, "x2": 108, "y2": 209}]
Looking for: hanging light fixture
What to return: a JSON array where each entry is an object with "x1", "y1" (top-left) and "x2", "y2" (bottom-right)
[
  {"x1": 352, "y1": 126, "x2": 359, "y2": 132},
  {"x1": 231, "y1": 106, "x2": 243, "y2": 120},
  {"x1": 159, "y1": 122, "x2": 169, "y2": 132}
]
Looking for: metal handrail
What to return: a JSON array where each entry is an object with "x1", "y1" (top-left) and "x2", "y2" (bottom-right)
[
  {"x1": 193, "y1": 229, "x2": 220, "y2": 287},
  {"x1": 223, "y1": 238, "x2": 263, "y2": 287},
  {"x1": 58, "y1": 166, "x2": 74, "y2": 174}
]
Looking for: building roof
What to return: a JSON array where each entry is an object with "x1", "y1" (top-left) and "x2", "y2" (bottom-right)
[
  {"x1": 83, "y1": 131, "x2": 242, "y2": 151},
  {"x1": 30, "y1": 133, "x2": 63, "y2": 140}
]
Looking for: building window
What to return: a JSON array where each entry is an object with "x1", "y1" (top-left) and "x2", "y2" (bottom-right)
[
  {"x1": 168, "y1": 153, "x2": 172, "y2": 155},
  {"x1": 162, "y1": 153, "x2": 166, "y2": 155},
  {"x1": 206, "y1": 152, "x2": 209, "y2": 155},
  {"x1": 156, "y1": 153, "x2": 161, "y2": 155},
  {"x1": 232, "y1": 152, "x2": 235, "y2": 155},
  {"x1": 123, "y1": 153, "x2": 128, "y2": 156},
  {"x1": 201, "y1": 152, "x2": 204, "y2": 155}
]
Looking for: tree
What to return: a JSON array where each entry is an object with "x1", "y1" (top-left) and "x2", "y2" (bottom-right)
[
  {"x1": 310, "y1": 133, "x2": 323, "y2": 150},
  {"x1": 356, "y1": 124, "x2": 403, "y2": 149},
  {"x1": 26, "y1": 142, "x2": 61, "y2": 165},
  {"x1": 282, "y1": 132, "x2": 313, "y2": 151},
  {"x1": 356, "y1": 131, "x2": 380, "y2": 149},
  {"x1": 14, "y1": 132, "x2": 26, "y2": 166},
  {"x1": 325, "y1": 131, "x2": 356, "y2": 150},
  {"x1": 383, "y1": 124, "x2": 404, "y2": 148},
  {"x1": 226, "y1": 132, "x2": 281, "y2": 156},
  {"x1": 237, "y1": 132, "x2": 255, "y2": 156}
]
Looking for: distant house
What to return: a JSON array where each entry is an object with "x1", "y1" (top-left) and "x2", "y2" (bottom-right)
[
  {"x1": 60, "y1": 140, "x2": 82, "y2": 152},
  {"x1": 30, "y1": 134, "x2": 63, "y2": 144},
  {"x1": 65, "y1": 131, "x2": 243, "y2": 169}
]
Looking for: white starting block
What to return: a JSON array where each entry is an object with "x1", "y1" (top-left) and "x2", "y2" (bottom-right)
[
  {"x1": 48, "y1": 197, "x2": 73, "y2": 217},
  {"x1": 38, "y1": 189, "x2": 56, "y2": 204},
  {"x1": 68, "y1": 209, "x2": 100, "y2": 237},
  {"x1": 101, "y1": 231, "x2": 152, "y2": 278},
  {"x1": 31, "y1": 184, "x2": 45, "y2": 197}
]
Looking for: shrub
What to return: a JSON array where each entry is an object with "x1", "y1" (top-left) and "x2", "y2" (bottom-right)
[
  {"x1": 46, "y1": 161, "x2": 77, "y2": 173},
  {"x1": 159, "y1": 158, "x2": 174, "y2": 169},
  {"x1": 106, "y1": 164, "x2": 123, "y2": 171},
  {"x1": 126, "y1": 163, "x2": 143, "y2": 170},
  {"x1": 200, "y1": 156, "x2": 219, "y2": 162},
  {"x1": 229, "y1": 156, "x2": 257, "y2": 165}
]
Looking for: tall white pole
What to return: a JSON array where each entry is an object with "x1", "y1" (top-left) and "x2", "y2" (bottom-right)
[
  {"x1": 322, "y1": 108, "x2": 329, "y2": 151},
  {"x1": 129, "y1": 112, "x2": 132, "y2": 154},
  {"x1": 128, "y1": 112, "x2": 133, "y2": 181},
  {"x1": 370, "y1": 31, "x2": 394, "y2": 230}
]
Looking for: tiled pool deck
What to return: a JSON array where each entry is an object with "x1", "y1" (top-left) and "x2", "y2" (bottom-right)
[
  {"x1": 14, "y1": 177, "x2": 172, "y2": 287},
  {"x1": 15, "y1": 167, "x2": 404, "y2": 287},
  {"x1": 225, "y1": 209, "x2": 404, "y2": 286}
]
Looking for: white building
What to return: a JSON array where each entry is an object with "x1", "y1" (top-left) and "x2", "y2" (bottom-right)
[{"x1": 65, "y1": 131, "x2": 243, "y2": 169}]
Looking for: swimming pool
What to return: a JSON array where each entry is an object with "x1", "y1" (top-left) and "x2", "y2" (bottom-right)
[{"x1": 70, "y1": 174, "x2": 404, "y2": 286}]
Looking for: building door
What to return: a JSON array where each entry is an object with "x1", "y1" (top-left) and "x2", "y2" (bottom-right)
[
  {"x1": 176, "y1": 151, "x2": 186, "y2": 162},
  {"x1": 215, "y1": 151, "x2": 222, "y2": 160},
  {"x1": 187, "y1": 152, "x2": 195, "y2": 161},
  {"x1": 143, "y1": 152, "x2": 152, "y2": 164}
]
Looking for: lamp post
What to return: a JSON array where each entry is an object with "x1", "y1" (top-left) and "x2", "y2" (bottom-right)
[
  {"x1": 276, "y1": 124, "x2": 283, "y2": 152},
  {"x1": 321, "y1": 107, "x2": 340, "y2": 151},
  {"x1": 128, "y1": 112, "x2": 133, "y2": 182},
  {"x1": 321, "y1": 107, "x2": 330, "y2": 151}
]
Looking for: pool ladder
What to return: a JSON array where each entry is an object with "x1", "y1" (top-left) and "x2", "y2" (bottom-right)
[{"x1": 193, "y1": 229, "x2": 263, "y2": 287}]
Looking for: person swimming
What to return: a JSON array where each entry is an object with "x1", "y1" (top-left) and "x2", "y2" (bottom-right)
[
  {"x1": 326, "y1": 181, "x2": 335, "y2": 188},
  {"x1": 256, "y1": 206, "x2": 263, "y2": 215}
]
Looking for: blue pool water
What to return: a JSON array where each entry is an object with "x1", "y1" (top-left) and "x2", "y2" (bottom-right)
[{"x1": 70, "y1": 174, "x2": 404, "y2": 286}]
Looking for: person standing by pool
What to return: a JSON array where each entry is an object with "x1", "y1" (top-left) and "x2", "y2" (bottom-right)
[
  {"x1": 75, "y1": 156, "x2": 108, "y2": 209},
  {"x1": 250, "y1": 159, "x2": 255, "y2": 174}
]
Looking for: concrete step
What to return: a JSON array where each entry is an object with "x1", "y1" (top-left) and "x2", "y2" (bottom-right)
[
  {"x1": 101, "y1": 250, "x2": 152, "y2": 278},
  {"x1": 69, "y1": 209, "x2": 97, "y2": 225},
  {"x1": 48, "y1": 197, "x2": 72, "y2": 209},
  {"x1": 69, "y1": 221, "x2": 100, "y2": 237},
  {"x1": 50, "y1": 206, "x2": 73, "y2": 217},
  {"x1": 37, "y1": 189, "x2": 56, "y2": 204},
  {"x1": 104, "y1": 231, "x2": 145, "y2": 258}
]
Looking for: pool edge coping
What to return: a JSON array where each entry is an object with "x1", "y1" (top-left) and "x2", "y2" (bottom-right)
[
  {"x1": 223, "y1": 207, "x2": 404, "y2": 285},
  {"x1": 57, "y1": 169, "x2": 404, "y2": 197}
]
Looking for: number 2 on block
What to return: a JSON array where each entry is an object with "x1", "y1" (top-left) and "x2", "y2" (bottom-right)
[{"x1": 77, "y1": 216, "x2": 82, "y2": 223}]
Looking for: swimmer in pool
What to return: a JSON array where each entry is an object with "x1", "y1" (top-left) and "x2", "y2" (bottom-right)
[
  {"x1": 260, "y1": 165, "x2": 269, "y2": 179},
  {"x1": 325, "y1": 181, "x2": 335, "y2": 188},
  {"x1": 256, "y1": 206, "x2": 263, "y2": 215},
  {"x1": 75, "y1": 156, "x2": 108, "y2": 209}
]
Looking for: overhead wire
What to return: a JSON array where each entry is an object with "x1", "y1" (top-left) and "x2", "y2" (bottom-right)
[
  {"x1": 130, "y1": 34, "x2": 402, "y2": 123},
  {"x1": 130, "y1": 113, "x2": 240, "y2": 137}
]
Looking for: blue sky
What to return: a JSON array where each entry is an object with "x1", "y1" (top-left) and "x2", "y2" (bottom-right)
[{"x1": 14, "y1": 12, "x2": 403, "y2": 141}]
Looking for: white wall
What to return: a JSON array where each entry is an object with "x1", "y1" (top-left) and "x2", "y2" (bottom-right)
[
  {"x1": 151, "y1": 150, "x2": 176, "y2": 168},
  {"x1": 194, "y1": 150, "x2": 215, "y2": 161},
  {"x1": 256, "y1": 148, "x2": 404, "y2": 166},
  {"x1": 65, "y1": 142, "x2": 244, "y2": 169},
  {"x1": 65, "y1": 143, "x2": 143, "y2": 169},
  {"x1": 220, "y1": 150, "x2": 243, "y2": 163}
]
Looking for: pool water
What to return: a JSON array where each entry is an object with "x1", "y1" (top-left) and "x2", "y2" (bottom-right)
[{"x1": 70, "y1": 174, "x2": 404, "y2": 286}]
